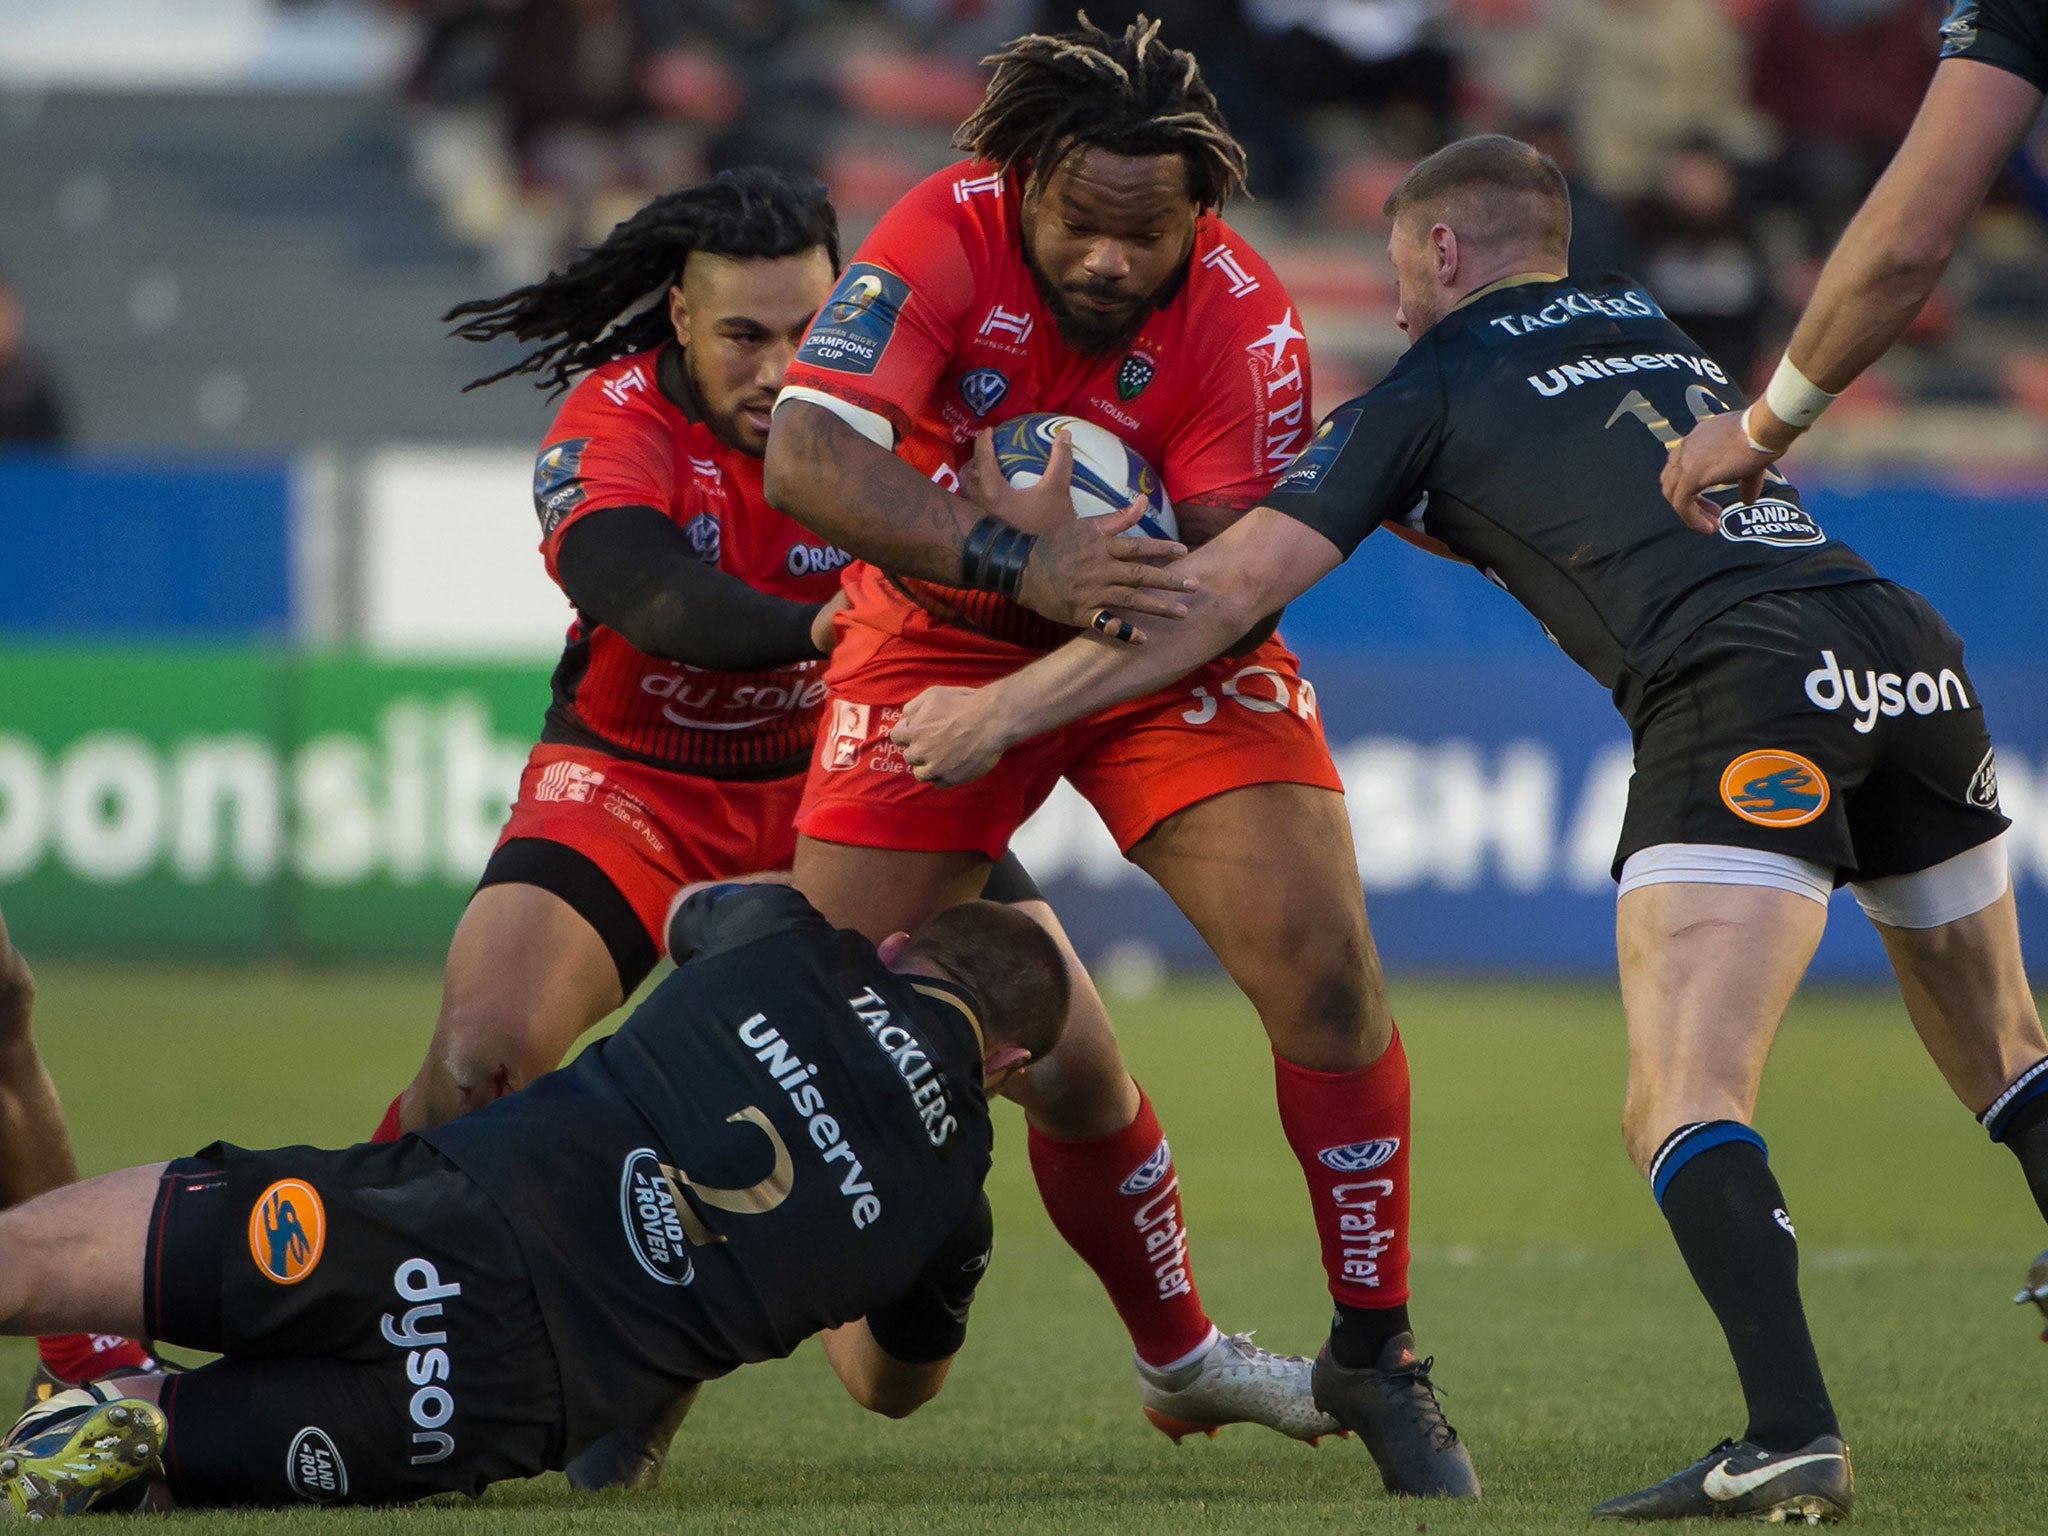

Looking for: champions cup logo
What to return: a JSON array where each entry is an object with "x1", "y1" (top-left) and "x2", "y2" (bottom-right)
[
  {"x1": 531, "y1": 437, "x2": 589, "y2": 534},
  {"x1": 1317, "y1": 1138, "x2": 1400, "y2": 1173},
  {"x1": 830, "y1": 272, "x2": 886, "y2": 323},
  {"x1": 1119, "y1": 1138, "x2": 1173, "y2": 1196},
  {"x1": 1720, "y1": 749, "x2": 1831, "y2": 828},
  {"x1": 250, "y1": 1179, "x2": 326, "y2": 1285}
]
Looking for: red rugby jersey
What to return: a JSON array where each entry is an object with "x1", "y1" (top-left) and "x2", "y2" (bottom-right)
[
  {"x1": 533, "y1": 346, "x2": 850, "y2": 778},
  {"x1": 778, "y1": 160, "x2": 1311, "y2": 647}
]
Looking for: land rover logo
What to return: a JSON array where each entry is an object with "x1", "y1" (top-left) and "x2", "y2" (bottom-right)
[
  {"x1": 286, "y1": 1426, "x2": 348, "y2": 1503},
  {"x1": 1719, "y1": 498, "x2": 1825, "y2": 549},
  {"x1": 620, "y1": 1148, "x2": 695, "y2": 1286}
]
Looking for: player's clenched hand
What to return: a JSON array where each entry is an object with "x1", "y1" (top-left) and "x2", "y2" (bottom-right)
[
  {"x1": 1017, "y1": 498, "x2": 1193, "y2": 640},
  {"x1": 1663, "y1": 410, "x2": 1774, "y2": 533},
  {"x1": 891, "y1": 686, "x2": 1010, "y2": 786},
  {"x1": 809, "y1": 589, "x2": 852, "y2": 654}
]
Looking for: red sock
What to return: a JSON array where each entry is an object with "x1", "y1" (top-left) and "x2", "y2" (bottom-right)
[
  {"x1": 37, "y1": 1334, "x2": 156, "y2": 1385},
  {"x1": 369, "y1": 1093, "x2": 404, "y2": 1144},
  {"x1": 1274, "y1": 1027, "x2": 1412, "y2": 1309},
  {"x1": 1028, "y1": 1085, "x2": 1215, "y2": 1368}
]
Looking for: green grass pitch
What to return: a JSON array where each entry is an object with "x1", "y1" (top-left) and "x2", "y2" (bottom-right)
[{"x1": 10, "y1": 964, "x2": 2046, "y2": 1532}]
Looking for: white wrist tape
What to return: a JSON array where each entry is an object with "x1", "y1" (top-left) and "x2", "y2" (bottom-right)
[
  {"x1": 1762, "y1": 355, "x2": 1838, "y2": 430},
  {"x1": 1739, "y1": 403, "x2": 1778, "y2": 457}
]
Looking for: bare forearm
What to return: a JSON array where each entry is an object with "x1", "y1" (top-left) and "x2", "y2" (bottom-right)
[
  {"x1": 986, "y1": 576, "x2": 1254, "y2": 750},
  {"x1": 763, "y1": 401, "x2": 974, "y2": 586},
  {"x1": 1782, "y1": 59, "x2": 2040, "y2": 401}
]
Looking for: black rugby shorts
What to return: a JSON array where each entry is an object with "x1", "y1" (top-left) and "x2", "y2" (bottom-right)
[
  {"x1": 1613, "y1": 580, "x2": 2009, "y2": 881},
  {"x1": 143, "y1": 1140, "x2": 563, "y2": 1506}
]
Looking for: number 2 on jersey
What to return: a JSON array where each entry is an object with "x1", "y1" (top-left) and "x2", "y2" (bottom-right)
[{"x1": 660, "y1": 1105, "x2": 795, "y2": 1246}]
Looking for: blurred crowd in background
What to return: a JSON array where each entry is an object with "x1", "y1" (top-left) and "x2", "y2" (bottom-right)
[
  {"x1": 5, "y1": 0, "x2": 2048, "y2": 458},
  {"x1": 387, "y1": 0, "x2": 2031, "y2": 401}
]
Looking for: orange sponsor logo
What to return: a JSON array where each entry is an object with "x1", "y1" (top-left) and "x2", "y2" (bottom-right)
[
  {"x1": 1720, "y1": 750, "x2": 1830, "y2": 828},
  {"x1": 249, "y1": 1179, "x2": 325, "y2": 1285}
]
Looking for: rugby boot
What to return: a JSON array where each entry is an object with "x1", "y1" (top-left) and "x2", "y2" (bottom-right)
[
  {"x1": 563, "y1": 1383, "x2": 701, "y2": 1492},
  {"x1": 1138, "y1": 1330, "x2": 1346, "y2": 1445},
  {"x1": 0, "y1": 1387, "x2": 165, "y2": 1518},
  {"x1": 2013, "y1": 1247, "x2": 2048, "y2": 1340},
  {"x1": 1590, "y1": 1434, "x2": 1852, "y2": 1523},
  {"x1": 1310, "y1": 1334, "x2": 1479, "y2": 1497}
]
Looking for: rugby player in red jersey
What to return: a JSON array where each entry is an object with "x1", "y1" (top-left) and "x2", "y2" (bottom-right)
[
  {"x1": 763, "y1": 18, "x2": 1477, "y2": 1495},
  {"x1": 0, "y1": 906, "x2": 168, "y2": 1411},
  {"x1": 358, "y1": 170, "x2": 863, "y2": 1489},
  {"x1": 367, "y1": 168, "x2": 1168, "y2": 1492}
]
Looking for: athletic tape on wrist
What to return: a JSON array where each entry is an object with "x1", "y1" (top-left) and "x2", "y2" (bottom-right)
[
  {"x1": 1762, "y1": 355, "x2": 1838, "y2": 430},
  {"x1": 1739, "y1": 403, "x2": 1778, "y2": 457},
  {"x1": 960, "y1": 517, "x2": 1035, "y2": 600}
]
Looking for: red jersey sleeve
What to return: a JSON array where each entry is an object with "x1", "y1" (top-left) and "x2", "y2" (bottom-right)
[
  {"x1": 1160, "y1": 235, "x2": 1313, "y2": 513},
  {"x1": 532, "y1": 360, "x2": 675, "y2": 585},
  {"x1": 779, "y1": 166, "x2": 984, "y2": 443}
]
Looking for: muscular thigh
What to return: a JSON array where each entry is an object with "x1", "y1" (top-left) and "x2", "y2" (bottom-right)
[
  {"x1": 1128, "y1": 782, "x2": 1389, "y2": 1067},
  {"x1": 792, "y1": 836, "x2": 989, "y2": 940}
]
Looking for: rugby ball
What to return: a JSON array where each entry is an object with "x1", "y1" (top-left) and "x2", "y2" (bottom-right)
[{"x1": 987, "y1": 413, "x2": 1177, "y2": 541}]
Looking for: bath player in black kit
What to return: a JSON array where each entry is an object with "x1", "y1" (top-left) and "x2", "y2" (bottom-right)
[
  {"x1": 888, "y1": 136, "x2": 2048, "y2": 1523},
  {"x1": 0, "y1": 883, "x2": 1067, "y2": 1515}
]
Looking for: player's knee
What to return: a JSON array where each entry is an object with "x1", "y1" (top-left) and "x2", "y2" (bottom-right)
[
  {"x1": 1249, "y1": 925, "x2": 1383, "y2": 1062},
  {"x1": 433, "y1": 1018, "x2": 559, "y2": 1113}
]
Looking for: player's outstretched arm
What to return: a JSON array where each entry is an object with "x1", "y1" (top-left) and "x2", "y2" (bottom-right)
[
  {"x1": 890, "y1": 508, "x2": 1343, "y2": 786},
  {"x1": 764, "y1": 401, "x2": 1194, "y2": 633},
  {"x1": 1663, "y1": 57, "x2": 2044, "y2": 525}
]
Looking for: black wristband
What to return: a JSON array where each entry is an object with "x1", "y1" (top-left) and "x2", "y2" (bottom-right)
[
  {"x1": 864, "y1": 1189, "x2": 994, "y2": 1364},
  {"x1": 960, "y1": 516, "x2": 1036, "y2": 600}
]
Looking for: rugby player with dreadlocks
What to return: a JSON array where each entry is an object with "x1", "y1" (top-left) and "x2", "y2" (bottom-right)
[
  {"x1": 763, "y1": 16, "x2": 1478, "y2": 1496},
  {"x1": 360, "y1": 166, "x2": 1149, "y2": 1495}
]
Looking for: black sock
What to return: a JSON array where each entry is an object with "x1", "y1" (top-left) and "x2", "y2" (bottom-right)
[
  {"x1": 1329, "y1": 1301, "x2": 1412, "y2": 1367},
  {"x1": 1652, "y1": 1122, "x2": 1837, "y2": 1452},
  {"x1": 1981, "y1": 1059, "x2": 2048, "y2": 1220}
]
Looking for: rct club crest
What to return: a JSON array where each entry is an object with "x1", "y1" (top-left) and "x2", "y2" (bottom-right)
[
  {"x1": 1116, "y1": 351, "x2": 1156, "y2": 401},
  {"x1": 959, "y1": 368, "x2": 1009, "y2": 418}
]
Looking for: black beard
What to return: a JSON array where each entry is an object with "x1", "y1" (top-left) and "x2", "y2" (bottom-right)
[{"x1": 1023, "y1": 248, "x2": 1188, "y2": 357}]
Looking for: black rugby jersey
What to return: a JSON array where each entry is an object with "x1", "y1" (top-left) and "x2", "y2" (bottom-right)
[
  {"x1": 1265, "y1": 276, "x2": 1876, "y2": 709},
  {"x1": 1939, "y1": 0, "x2": 2048, "y2": 90},
  {"x1": 419, "y1": 885, "x2": 991, "y2": 1451}
]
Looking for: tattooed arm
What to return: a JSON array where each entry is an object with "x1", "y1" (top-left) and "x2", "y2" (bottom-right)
[
  {"x1": 764, "y1": 399, "x2": 1196, "y2": 634},
  {"x1": 763, "y1": 398, "x2": 986, "y2": 586}
]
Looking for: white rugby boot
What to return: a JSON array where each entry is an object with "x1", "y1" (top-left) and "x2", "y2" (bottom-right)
[{"x1": 1137, "y1": 1329, "x2": 1346, "y2": 1445}]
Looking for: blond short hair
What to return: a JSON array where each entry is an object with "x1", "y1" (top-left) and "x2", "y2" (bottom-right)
[{"x1": 1383, "y1": 134, "x2": 1571, "y2": 257}]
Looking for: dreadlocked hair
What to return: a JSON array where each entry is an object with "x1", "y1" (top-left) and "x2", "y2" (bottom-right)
[
  {"x1": 444, "y1": 166, "x2": 840, "y2": 394},
  {"x1": 956, "y1": 13, "x2": 1247, "y2": 210}
]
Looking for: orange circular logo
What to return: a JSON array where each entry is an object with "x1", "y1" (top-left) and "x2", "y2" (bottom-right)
[
  {"x1": 249, "y1": 1179, "x2": 325, "y2": 1285},
  {"x1": 1720, "y1": 750, "x2": 1831, "y2": 828}
]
